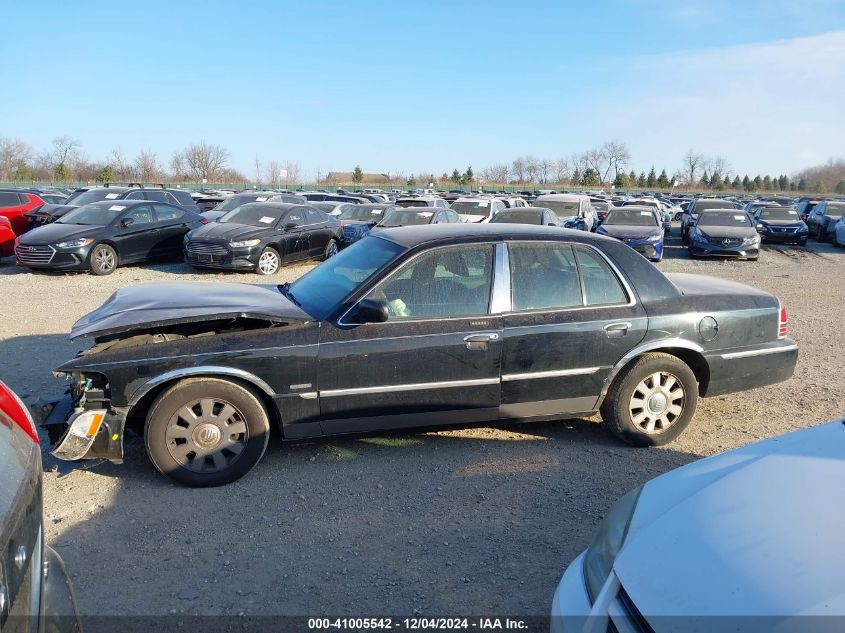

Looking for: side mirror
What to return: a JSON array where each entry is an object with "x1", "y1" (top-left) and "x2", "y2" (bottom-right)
[
  {"x1": 121, "y1": 218, "x2": 134, "y2": 228},
  {"x1": 547, "y1": 222, "x2": 557, "y2": 226},
  {"x1": 353, "y1": 297, "x2": 389, "y2": 324},
  {"x1": 284, "y1": 222, "x2": 297, "y2": 231}
]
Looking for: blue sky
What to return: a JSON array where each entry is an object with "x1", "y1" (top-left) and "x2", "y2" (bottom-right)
[{"x1": 2, "y1": 0, "x2": 845, "y2": 180}]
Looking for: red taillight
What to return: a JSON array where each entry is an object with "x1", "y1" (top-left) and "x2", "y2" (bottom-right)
[
  {"x1": 778, "y1": 303, "x2": 788, "y2": 339},
  {"x1": 338, "y1": 223, "x2": 345, "y2": 231},
  {"x1": 199, "y1": 217, "x2": 209, "y2": 225},
  {"x1": 0, "y1": 380, "x2": 39, "y2": 444}
]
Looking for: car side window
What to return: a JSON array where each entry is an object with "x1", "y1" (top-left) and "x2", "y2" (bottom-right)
[
  {"x1": 0, "y1": 192, "x2": 20, "y2": 207},
  {"x1": 144, "y1": 190, "x2": 170, "y2": 202},
  {"x1": 371, "y1": 245, "x2": 494, "y2": 319},
  {"x1": 122, "y1": 205, "x2": 155, "y2": 226},
  {"x1": 153, "y1": 204, "x2": 184, "y2": 222},
  {"x1": 285, "y1": 210, "x2": 304, "y2": 227},
  {"x1": 509, "y1": 243, "x2": 582, "y2": 310},
  {"x1": 573, "y1": 246, "x2": 627, "y2": 306},
  {"x1": 125, "y1": 190, "x2": 145, "y2": 200}
]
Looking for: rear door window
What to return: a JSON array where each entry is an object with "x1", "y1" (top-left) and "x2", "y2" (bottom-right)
[
  {"x1": 573, "y1": 246, "x2": 628, "y2": 306},
  {"x1": 0, "y1": 192, "x2": 21, "y2": 207}
]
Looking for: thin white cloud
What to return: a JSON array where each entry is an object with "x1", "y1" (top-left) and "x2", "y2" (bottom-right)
[{"x1": 597, "y1": 31, "x2": 845, "y2": 175}]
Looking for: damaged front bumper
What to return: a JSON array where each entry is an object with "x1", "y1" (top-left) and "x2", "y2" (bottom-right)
[{"x1": 32, "y1": 394, "x2": 126, "y2": 462}]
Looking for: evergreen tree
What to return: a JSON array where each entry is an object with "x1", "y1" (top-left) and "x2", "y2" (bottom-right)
[
  {"x1": 699, "y1": 169, "x2": 710, "y2": 188},
  {"x1": 753, "y1": 175, "x2": 762, "y2": 190},
  {"x1": 54, "y1": 162, "x2": 70, "y2": 181},
  {"x1": 778, "y1": 175, "x2": 789, "y2": 191},
  {"x1": 571, "y1": 168, "x2": 582, "y2": 186},
  {"x1": 722, "y1": 175, "x2": 732, "y2": 190},
  {"x1": 813, "y1": 181, "x2": 827, "y2": 193},
  {"x1": 742, "y1": 175, "x2": 753, "y2": 192},
  {"x1": 835, "y1": 180, "x2": 845, "y2": 194},
  {"x1": 637, "y1": 171, "x2": 646, "y2": 187},
  {"x1": 628, "y1": 169, "x2": 637, "y2": 184},
  {"x1": 656, "y1": 169, "x2": 670, "y2": 188},
  {"x1": 450, "y1": 169, "x2": 462, "y2": 186},
  {"x1": 463, "y1": 165, "x2": 474, "y2": 184},
  {"x1": 581, "y1": 168, "x2": 599, "y2": 186},
  {"x1": 762, "y1": 175, "x2": 772, "y2": 190},
  {"x1": 646, "y1": 166, "x2": 657, "y2": 188},
  {"x1": 97, "y1": 165, "x2": 115, "y2": 183},
  {"x1": 709, "y1": 171, "x2": 721, "y2": 188},
  {"x1": 613, "y1": 171, "x2": 630, "y2": 189},
  {"x1": 797, "y1": 177, "x2": 808, "y2": 191},
  {"x1": 352, "y1": 165, "x2": 363, "y2": 185},
  {"x1": 732, "y1": 175, "x2": 742, "y2": 188}
]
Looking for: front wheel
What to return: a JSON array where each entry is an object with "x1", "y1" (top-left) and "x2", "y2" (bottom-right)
[
  {"x1": 256, "y1": 247, "x2": 280, "y2": 275},
  {"x1": 323, "y1": 239, "x2": 339, "y2": 260},
  {"x1": 600, "y1": 353, "x2": 698, "y2": 447},
  {"x1": 89, "y1": 244, "x2": 118, "y2": 275},
  {"x1": 145, "y1": 378, "x2": 271, "y2": 487}
]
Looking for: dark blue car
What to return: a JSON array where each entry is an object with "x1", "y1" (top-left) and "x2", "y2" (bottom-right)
[
  {"x1": 597, "y1": 206, "x2": 665, "y2": 262},
  {"x1": 337, "y1": 203, "x2": 398, "y2": 247}
]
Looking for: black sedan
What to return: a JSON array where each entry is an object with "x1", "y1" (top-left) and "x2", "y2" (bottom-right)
[
  {"x1": 488, "y1": 207, "x2": 561, "y2": 226},
  {"x1": 184, "y1": 202, "x2": 342, "y2": 275},
  {"x1": 371, "y1": 207, "x2": 460, "y2": 230},
  {"x1": 1, "y1": 380, "x2": 81, "y2": 631},
  {"x1": 15, "y1": 201, "x2": 206, "y2": 275},
  {"x1": 42, "y1": 224, "x2": 797, "y2": 487},
  {"x1": 687, "y1": 210, "x2": 761, "y2": 260},
  {"x1": 753, "y1": 206, "x2": 808, "y2": 245}
]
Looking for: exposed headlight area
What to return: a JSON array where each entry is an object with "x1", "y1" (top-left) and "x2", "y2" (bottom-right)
[
  {"x1": 230, "y1": 239, "x2": 261, "y2": 248},
  {"x1": 55, "y1": 238, "x2": 93, "y2": 249},
  {"x1": 742, "y1": 235, "x2": 761, "y2": 246},
  {"x1": 583, "y1": 485, "x2": 643, "y2": 601}
]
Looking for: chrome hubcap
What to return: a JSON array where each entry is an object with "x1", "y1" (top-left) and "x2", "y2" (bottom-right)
[
  {"x1": 258, "y1": 251, "x2": 279, "y2": 274},
  {"x1": 629, "y1": 372, "x2": 685, "y2": 434},
  {"x1": 165, "y1": 398, "x2": 248, "y2": 473},
  {"x1": 96, "y1": 250, "x2": 114, "y2": 271}
]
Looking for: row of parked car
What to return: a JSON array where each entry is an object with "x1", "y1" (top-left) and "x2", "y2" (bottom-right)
[{"x1": 3, "y1": 184, "x2": 844, "y2": 275}]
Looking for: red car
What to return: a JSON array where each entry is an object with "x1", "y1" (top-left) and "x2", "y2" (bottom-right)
[
  {"x1": 0, "y1": 189, "x2": 46, "y2": 235},
  {"x1": 0, "y1": 216, "x2": 15, "y2": 256}
]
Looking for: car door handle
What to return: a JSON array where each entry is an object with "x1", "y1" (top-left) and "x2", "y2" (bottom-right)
[
  {"x1": 604, "y1": 322, "x2": 631, "y2": 337},
  {"x1": 464, "y1": 332, "x2": 499, "y2": 350}
]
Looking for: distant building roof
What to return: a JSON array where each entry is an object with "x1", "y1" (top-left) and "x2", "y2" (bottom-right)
[{"x1": 323, "y1": 172, "x2": 393, "y2": 184}]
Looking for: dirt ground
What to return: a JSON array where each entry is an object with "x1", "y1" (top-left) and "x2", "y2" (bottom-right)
[{"x1": 1, "y1": 229, "x2": 843, "y2": 620}]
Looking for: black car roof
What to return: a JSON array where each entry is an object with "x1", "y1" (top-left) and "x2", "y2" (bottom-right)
[{"x1": 375, "y1": 222, "x2": 615, "y2": 249}]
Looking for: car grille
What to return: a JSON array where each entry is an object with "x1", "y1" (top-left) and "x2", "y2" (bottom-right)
[
  {"x1": 15, "y1": 244, "x2": 55, "y2": 264},
  {"x1": 186, "y1": 242, "x2": 228, "y2": 255},
  {"x1": 610, "y1": 586, "x2": 655, "y2": 633},
  {"x1": 770, "y1": 226, "x2": 797, "y2": 233},
  {"x1": 709, "y1": 236, "x2": 742, "y2": 246}
]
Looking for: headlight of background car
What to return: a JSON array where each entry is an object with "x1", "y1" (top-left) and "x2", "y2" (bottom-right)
[
  {"x1": 230, "y1": 239, "x2": 261, "y2": 248},
  {"x1": 742, "y1": 235, "x2": 760, "y2": 245},
  {"x1": 583, "y1": 485, "x2": 643, "y2": 601},
  {"x1": 647, "y1": 233, "x2": 662, "y2": 242},
  {"x1": 56, "y1": 238, "x2": 93, "y2": 248}
]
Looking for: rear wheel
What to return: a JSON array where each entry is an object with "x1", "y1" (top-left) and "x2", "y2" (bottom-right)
[
  {"x1": 323, "y1": 239, "x2": 339, "y2": 260},
  {"x1": 600, "y1": 353, "x2": 698, "y2": 447},
  {"x1": 89, "y1": 244, "x2": 117, "y2": 275},
  {"x1": 145, "y1": 378, "x2": 270, "y2": 487}
]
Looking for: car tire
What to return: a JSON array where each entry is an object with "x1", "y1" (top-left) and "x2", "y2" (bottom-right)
[
  {"x1": 255, "y1": 247, "x2": 280, "y2": 275},
  {"x1": 89, "y1": 244, "x2": 118, "y2": 276},
  {"x1": 681, "y1": 230, "x2": 688, "y2": 246},
  {"x1": 144, "y1": 377, "x2": 271, "y2": 487},
  {"x1": 600, "y1": 352, "x2": 698, "y2": 447},
  {"x1": 323, "y1": 239, "x2": 339, "y2": 260}
]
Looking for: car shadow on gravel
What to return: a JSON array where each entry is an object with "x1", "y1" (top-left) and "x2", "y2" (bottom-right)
[{"x1": 45, "y1": 411, "x2": 702, "y2": 621}]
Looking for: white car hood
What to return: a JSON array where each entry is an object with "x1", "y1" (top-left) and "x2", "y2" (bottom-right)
[{"x1": 615, "y1": 421, "x2": 845, "y2": 620}]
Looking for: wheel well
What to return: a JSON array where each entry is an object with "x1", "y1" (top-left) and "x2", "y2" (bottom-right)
[
  {"x1": 89, "y1": 240, "x2": 120, "y2": 263},
  {"x1": 651, "y1": 347, "x2": 710, "y2": 395},
  {"x1": 124, "y1": 375, "x2": 282, "y2": 437}
]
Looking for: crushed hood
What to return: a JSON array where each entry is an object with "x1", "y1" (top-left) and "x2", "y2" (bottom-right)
[
  {"x1": 615, "y1": 421, "x2": 845, "y2": 620},
  {"x1": 70, "y1": 281, "x2": 310, "y2": 339}
]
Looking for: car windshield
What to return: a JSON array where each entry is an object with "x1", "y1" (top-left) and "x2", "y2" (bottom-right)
[
  {"x1": 64, "y1": 188, "x2": 126, "y2": 206},
  {"x1": 540, "y1": 201, "x2": 580, "y2": 218},
  {"x1": 286, "y1": 236, "x2": 404, "y2": 320},
  {"x1": 337, "y1": 205, "x2": 385, "y2": 221},
  {"x1": 603, "y1": 209, "x2": 659, "y2": 226},
  {"x1": 378, "y1": 209, "x2": 434, "y2": 227},
  {"x1": 694, "y1": 200, "x2": 739, "y2": 212},
  {"x1": 698, "y1": 212, "x2": 750, "y2": 227},
  {"x1": 218, "y1": 203, "x2": 285, "y2": 226},
  {"x1": 759, "y1": 208, "x2": 799, "y2": 221},
  {"x1": 451, "y1": 201, "x2": 492, "y2": 216},
  {"x1": 57, "y1": 203, "x2": 125, "y2": 225},
  {"x1": 214, "y1": 195, "x2": 269, "y2": 213},
  {"x1": 826, "y1": 204, "x2": 845, "y2": 215},
  {"x1": 490, "y1": 211, "x2": 543, "y2": 224},
  {"x1": 396, "y1": 199, "x2": 429, "y2": 208}
]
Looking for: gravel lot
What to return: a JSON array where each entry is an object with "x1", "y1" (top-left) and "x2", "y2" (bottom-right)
[{"x1": 1, "y1": 229, "x2": 843, "y2": 621}]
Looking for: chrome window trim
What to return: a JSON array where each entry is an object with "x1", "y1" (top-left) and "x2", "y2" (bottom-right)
[
  {"x1": 128, "y1": 366, "x2": 276, "y2": 405},
  {"x1": 490, "y1": 242, "x2": 512, "y2": 314},
  {"x1": 320, "y1": 377, "x2": 499, "y2": 398},
  {"x1": 502, "y1": 240, "x2": 636, "y2": 316},
  {"x1": 502, "y1": 366, "x2": 604, "y2": 382},
  {"x1": 720, "y1": 344, "x2": 797, "y2": 360}
]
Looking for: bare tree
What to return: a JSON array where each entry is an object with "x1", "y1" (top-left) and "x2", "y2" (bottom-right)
[
  {"x1": 181, "y1": 142, "x2": 230, "y2": 182},
  {"x1": 266, "y1": 161, "x2": 281, "y2": 188},
  {"x1": 553, "y1": 158, "x2": 570, "y2": 184},
  {"x1": 170, "y1": 152, "x2": 188, "y2": 182},
  {"x1": 682, "y1": 148, "x2": 705, "y2": 187},
  {"x1": 583, "y1": 147, "x2": 608, "y2": 183},
  {"x1": 284, "y1": 161, "x2": 302, "y2": 186},
  {"x1": 110, "y1": 147, "x2": 132, "y2": 181},
  {"x1": 51, "y1": 135, "x2": 81, "y2": 168},
  {"x1": 0, "y1": 137, "x2": 32, "y2": 180},
  {"x1": 524, "y1": 155, "x2": 540, "y2": 183},
  {"x1": 480, "y1": 164, "x2": 509, "y2": 184},
  {"x1": 539, "y1": 159, "x2": 554, "y2": 184},
  {"x1": 707, "y1": 155, "x2": 732, "y2": 180},
  {"x1": 134, "y1": 150, "x2": 161, "y2": 182},
  {"x1": 253, "y1": 156, "x2": 262, "y2": 185},
  {"x1": 601, "y1": 140, "x2": 631, "y2": 183},
  {"x1": 510, "y1": 157, "x2": 526, "y2": 183}
]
